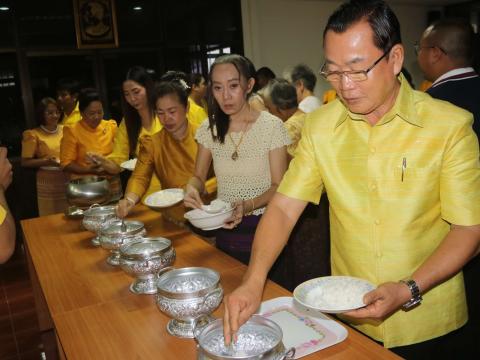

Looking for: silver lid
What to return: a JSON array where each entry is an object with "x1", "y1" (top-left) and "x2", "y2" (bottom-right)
[
  {"x1": 120, "y1": 237, "x2": 172, "y2": 260},
  {"x1": 101, "y1": 220, "x2": 145, "y2": 236},
  {"x1": 157, "y1": 267, "x2": 220, "y2": 298}
]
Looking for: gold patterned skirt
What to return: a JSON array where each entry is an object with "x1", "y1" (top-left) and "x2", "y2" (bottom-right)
[{"x1": 36, "y1": 167, "x2": 69, "y2": 216}]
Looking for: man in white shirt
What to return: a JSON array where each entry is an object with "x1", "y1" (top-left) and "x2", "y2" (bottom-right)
[{"x1": 288, "y1": 64, "x2": 322, "y2": 113}]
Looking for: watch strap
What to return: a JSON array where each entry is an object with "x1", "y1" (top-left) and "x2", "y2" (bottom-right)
[{"x1": 399, "y1": 279, "x2": 422, "y2": 310}]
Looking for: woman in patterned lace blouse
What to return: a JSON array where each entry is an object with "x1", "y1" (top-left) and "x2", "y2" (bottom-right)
[{"x1": 184, "y1": 54, "x2": 291, "y2": 264}]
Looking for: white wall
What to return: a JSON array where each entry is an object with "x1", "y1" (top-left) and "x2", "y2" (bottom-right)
[{"x1": 241, "y1": 0, "x2": 436, "y2": 96}]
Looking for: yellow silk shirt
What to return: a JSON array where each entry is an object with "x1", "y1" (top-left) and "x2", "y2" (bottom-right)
[
  {"x1": 284, "y1": 111, "x2": 306, "y2": 156},
  {"x1": 0, "y1": 204, "x2": 6, "y2": 224},
  {"x1": 22, "y1": 126, "x2": 64, "y2": 160},
  {"x1": 60, "y1": 119, "x2": 117, "y2": 169},
  {"x1": 108, "y1": 116, "x2": 163, "y2": 197},
  {"x1": 188, "y1": 98, "x2": 208, "y2": 126},
  {"x1": 126, "y1": 122, "x2": 215, "y2": 198},
  {"x1": 278, "y1": 75, "x2": 480, "y2": 347},
  {"x1": 60, "y1": 102, "x2": 82, "y2": 126}
]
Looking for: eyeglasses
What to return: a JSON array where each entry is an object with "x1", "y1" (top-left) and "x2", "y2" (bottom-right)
[
  {"x1": 413, "y1": 42, "x2": 447, "y2": 56},
  {"x1": 320, "y1": 47, "x2": 392, "y2": 82}
]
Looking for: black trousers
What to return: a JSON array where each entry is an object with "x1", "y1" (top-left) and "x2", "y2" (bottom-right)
[{"x1": 387, "y1": 324, "x2": 479, "y2": 360}]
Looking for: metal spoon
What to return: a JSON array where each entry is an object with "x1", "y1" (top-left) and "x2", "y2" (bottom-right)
[{"x1": 121, "y1": 218, "x2": 127, "y2": 232}]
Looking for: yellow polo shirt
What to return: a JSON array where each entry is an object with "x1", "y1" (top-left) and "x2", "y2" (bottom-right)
[
  {"x1": 60, "y1": 102, "x2": 82, "y2": 127},
  {"x1": 278, "y1": 75, "x2": 480, "y2": 347}
]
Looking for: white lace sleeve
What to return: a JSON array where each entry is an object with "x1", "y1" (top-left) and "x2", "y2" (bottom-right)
[{"x1": 194, "y1": 119, "x2": 213, "y2": 149}]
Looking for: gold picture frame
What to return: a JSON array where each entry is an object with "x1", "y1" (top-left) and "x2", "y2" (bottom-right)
[{"x1": 73, "y1": 0, "x2": 119, "y2": 49}]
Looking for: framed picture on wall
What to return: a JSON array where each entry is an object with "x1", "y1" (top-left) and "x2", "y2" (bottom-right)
[{"x1": 73, "y1": 0, "x2": 119, "y2": 49}]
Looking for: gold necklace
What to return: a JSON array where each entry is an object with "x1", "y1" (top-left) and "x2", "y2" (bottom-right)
[{"x1": 228, "y1": 120, "x2": 249, "y2": 161}]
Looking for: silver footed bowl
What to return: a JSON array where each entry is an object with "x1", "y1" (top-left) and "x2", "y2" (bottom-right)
[
  {"x1": 98, "y1": 220, "x2": 146, "y2": 266},
  {"x1": 195, "y1": 315, "x2": 295, "y2": 360},
  {"x1": 82, "y1": 204, "x2": 118, "y2": 247},
  {"x1": 119, "y1": 237, "x2": 176, "y2": 295},
  {"x1": 156, "y1": 267, "x2": 223, "y2": 338},
  {"x1": 66, "y1": 176, "x2": 111, "y2": 208}
]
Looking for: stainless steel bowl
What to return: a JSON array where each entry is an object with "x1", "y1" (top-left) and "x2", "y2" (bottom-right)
[
  {"x1": 119, "y1": 237, "x2": 176, "y2": 295},
  {"x1": 66, "y1": 176, "x2": 111, "y2": 208},
  {"x1": 82, "y1": 204, "x2": 118, "y2": 246},
  {"x1": 98, "y1": 220, "x2": 146, "y2": 266},
  {"x1": 156, "y1": 267, "x2": 223, "y2": 338},
  {"x1": 195, "y1": 315, "x2": 295, "y2": 360}
]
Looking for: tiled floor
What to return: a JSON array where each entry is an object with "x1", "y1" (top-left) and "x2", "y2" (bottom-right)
[{"x1": 0, "y1": 244, "x2": 44, "y2": 360}]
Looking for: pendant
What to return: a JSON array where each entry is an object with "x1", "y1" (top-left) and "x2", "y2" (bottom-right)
[{"x1": 231, "y1": 151, "x2": 238, "y2": 161}]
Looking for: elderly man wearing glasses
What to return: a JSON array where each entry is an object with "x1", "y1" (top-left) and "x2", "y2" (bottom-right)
[{"x1": 223, "y1": 0, "x2": 480, "y2": 359}]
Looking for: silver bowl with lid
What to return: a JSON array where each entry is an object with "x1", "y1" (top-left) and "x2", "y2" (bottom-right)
[
  {"x1": 156, "y1": 267, "x2": 223, "y2": 338},
  {"x1": 119, "y1": 237, "x2": 176, "y2": 295},
  {"x1": 98, "y1": 220, "x2": 146, "y2": 266},
  {"x1": 195, "y1": 315, "x2": 295, "y2": 360},
  {"x1": 82, "y1": 204, "x2": 118, "y2": 246}
]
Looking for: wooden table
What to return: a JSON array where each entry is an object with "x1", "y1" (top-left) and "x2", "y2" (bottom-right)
[{"x1": 22, "y1": 205, "x2": 400, "y2": 359}]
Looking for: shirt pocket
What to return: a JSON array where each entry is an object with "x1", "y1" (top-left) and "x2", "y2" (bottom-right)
[{"x1": 393, "y1": 162, "x2": 441, "y2": 193}]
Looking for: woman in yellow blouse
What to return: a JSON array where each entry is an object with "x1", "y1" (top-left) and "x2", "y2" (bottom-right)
[
  {"x1": 90, "y1": 66, "x2": 162, "y2": 198},
  {"x1": 117, "y1": 79, "x2": 215, "y2": 218},
  {"x1": 60, "y1": 89, "x2": 118, "y2": 193},
  {"x1": 22, "y1": 97, "x2": 68, "y2": 215}
]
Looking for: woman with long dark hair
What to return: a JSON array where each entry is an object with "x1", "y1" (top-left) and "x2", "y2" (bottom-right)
[
  {"x1": 184, "y1": 54, "x2": 290, "y2": 264},
  {"x1": 91, "y1": 66, "x2": 162, "y2": 198}
]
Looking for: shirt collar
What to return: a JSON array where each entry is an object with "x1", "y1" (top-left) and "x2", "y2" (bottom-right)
[
  {"x1": 432, "y1": 67, "x2": 475, "y2": 86},
  {"x1": 334, "y1": 73, "x2": 423, "y2": 129}
]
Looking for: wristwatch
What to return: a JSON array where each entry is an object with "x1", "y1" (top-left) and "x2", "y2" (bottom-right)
[{"x1": 399, "y1": 279, "x2": 422, "y2": 310}]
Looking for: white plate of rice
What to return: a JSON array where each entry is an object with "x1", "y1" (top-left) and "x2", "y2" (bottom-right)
[
  {"x1": 293, "y1": 276, "x2": 376, "y2": 313},
  {"x1": 143, "y1": 188, "x2": 184, "y2": 209},
  {"x1": 120, "y1": 158, "x2": 137, "y2": 171}
]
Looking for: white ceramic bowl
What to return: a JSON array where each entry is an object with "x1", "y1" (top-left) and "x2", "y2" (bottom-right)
[
  {"x1": 184, "y1": 205, "x2": 234, "y2": 231},
  {"x1": 143, "y1": 188, "x2": 184, "y2": 210}
]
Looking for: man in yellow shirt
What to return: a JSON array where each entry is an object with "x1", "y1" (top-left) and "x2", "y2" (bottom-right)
[
  {"x1": 223, "y1": 1, "x2": 480, "y2": 358},
  {"x1": 0, "y1": 147, "x2": 15, "y2": 264},
  {"x1": 56, "y1": 78, "x2": 82, "y2": 126}
]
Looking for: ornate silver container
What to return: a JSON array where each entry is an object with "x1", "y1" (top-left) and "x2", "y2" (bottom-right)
[
  {"x1": 82, "y1": 204, "x2": 118, "y2": 246},
  {"x1": 195, "y1": 315, "x2": 295, "y2": 360},
  {"x1": 98, "y1": 220, "x2": 146, "y2": 266},
  {"x1": 119, "y1": 237, "x2": 176, "y2": 295},
  {"x1": 156, "y1": 267, "x2": 223, "y2": 338},
  {"x1": 66, "y1": 176, "x2": 111, "y2": 208}
]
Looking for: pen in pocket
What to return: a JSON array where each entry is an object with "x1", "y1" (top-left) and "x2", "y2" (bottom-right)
[{"x1": 401, "y1": 157, "x2": 406, "y2": 182}]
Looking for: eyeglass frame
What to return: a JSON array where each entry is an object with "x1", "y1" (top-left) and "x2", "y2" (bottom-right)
[
  {"x1": 319, "y1": 45, "x2": 394, "y2": 83},
  {"x1": 413, "y1": 42, "x2": 447, "y2": 56}
]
